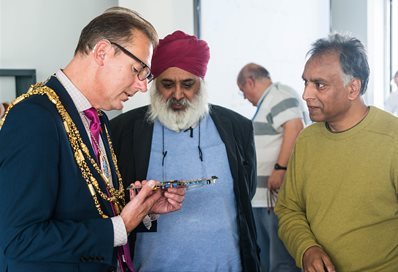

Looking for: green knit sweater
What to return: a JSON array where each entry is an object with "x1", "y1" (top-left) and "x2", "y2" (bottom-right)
[{"x1": 275, "y1": 106, "x2": 398, "y2": 271}]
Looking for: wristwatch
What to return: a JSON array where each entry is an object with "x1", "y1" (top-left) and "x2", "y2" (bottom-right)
[{"x1": 274, "y1": 163, "x2": 287, "y2": 170}]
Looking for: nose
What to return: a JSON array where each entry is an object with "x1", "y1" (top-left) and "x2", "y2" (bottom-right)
[
  {"x1": 173, "y1": 86, "x2": 184, "y2": 100},
  {"x1": 302, "y1": 83, "x2": 314, "y2": 101},
  {"x1": 133, "y1": 78, "x2": 148, "y2": 93}
]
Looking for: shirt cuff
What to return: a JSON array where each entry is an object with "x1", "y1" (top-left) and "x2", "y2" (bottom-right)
[
  {"x1": 142, "y1": 214, "x2": 160, "y2": 230},
  {"x1": 111, "y1": 216, "x2": 128, "y2": 247}
]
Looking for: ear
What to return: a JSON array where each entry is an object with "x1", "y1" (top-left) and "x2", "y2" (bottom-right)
[
  {"x1": 246, "y1": 77, "x2": 255, "y2": 88},
  {"x1": 92, "y1": 40, "x2": 112, "y2": 65},
  {"x1": 347, "y1": 78, "x2": 361, "y2": 100}
]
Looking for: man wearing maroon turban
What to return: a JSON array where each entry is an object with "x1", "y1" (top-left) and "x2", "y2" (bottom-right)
[{"x1": 111, "y1": 30, "x2": 260, "y2": 272}]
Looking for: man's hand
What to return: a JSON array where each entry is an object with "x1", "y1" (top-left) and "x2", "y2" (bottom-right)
[
  {"x1": 268, "y1": 169, "x2": 285, "y2": 192},
  {"x1": 120, "y1": 180, "x2": 185, "y2": 233},
  {"x1": 303, "y1": 246, "x2": 335, "y2": 272},
  {"x1": 120, "y1": 180, "x2": 162, "y2": 233},
  {"x1": 149, "y1": 186, "x2": 185, "y2": 214}
]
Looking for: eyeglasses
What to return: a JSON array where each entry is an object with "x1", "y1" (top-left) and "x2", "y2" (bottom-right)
[{"x1": 109, "y1": 41, "x2": 154, "y2": 82}]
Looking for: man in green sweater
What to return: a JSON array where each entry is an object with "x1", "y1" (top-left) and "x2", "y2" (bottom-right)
[{"x1": 275, "y1": 33, "x2": 398, "y2": 272}]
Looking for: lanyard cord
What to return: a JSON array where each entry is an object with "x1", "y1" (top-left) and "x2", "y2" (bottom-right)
[{"x1": 161, "y1": 120, "x2": 205, "y2": 181}]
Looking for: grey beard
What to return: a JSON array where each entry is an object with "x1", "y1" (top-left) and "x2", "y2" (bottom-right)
[{"x1": 147, "y1": 79, "x2": 209, "y2": 132}]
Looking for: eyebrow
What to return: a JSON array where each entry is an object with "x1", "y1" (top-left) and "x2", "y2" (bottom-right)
[
  {"x1": 302, "y1": 75, "x2": 326, "y2": 82},
  {"x1": 181, "y1": 78, "x2": 196, "y2": 84}
]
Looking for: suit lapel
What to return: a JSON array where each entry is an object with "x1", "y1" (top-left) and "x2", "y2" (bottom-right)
[
  {"x1": 46, "y1": 76, "x2": 97, "y2": 159},
  {"x1": 46, "y1": 76, "x2": 114, "y2": 216}
]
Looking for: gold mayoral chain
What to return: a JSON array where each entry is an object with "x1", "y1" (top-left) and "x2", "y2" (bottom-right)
[{"x1": 0, "y1": 83, "x2": 125, "y2": 218}]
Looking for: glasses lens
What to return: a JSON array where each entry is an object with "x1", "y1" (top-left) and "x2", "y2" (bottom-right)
[
  {"x1": 147, "y1": 73, "x2": 154, "y2": 82},
  {"x1": 138, "y1": 67, "x2": 153, "y2": 82}
]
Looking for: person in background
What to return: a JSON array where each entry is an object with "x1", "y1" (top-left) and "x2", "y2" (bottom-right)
[
  {"x1": 275, "y1": 33, "x2": 398, "y2": 272},
  {"x1": 111, "y1": 30, "x2": 261, "y2": 272},
  {"x1": 384, "y1": 70, "x2": 398, "y2": 115},
  {"x1": 0, "y1": 7, "x2": 185, "y2": 272},
  {"x1": 237, "y1": 63, "x2": 304, "y2": 272}
]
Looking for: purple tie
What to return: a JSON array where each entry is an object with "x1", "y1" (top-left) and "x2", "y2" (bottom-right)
[
  {"x1": 84, "y1": 107, "x2": 101, "y2": 158},
  {"x1": 84, "y1": 107, "x2": 135, "y2": 271}
]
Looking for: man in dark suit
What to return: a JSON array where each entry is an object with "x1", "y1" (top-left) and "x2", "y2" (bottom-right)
[
  {"x1": 0, "y1": 7, "x2": 185, "y2": 272},
  {"x1": 111, "y1": 30, "x2": 260, "y2": 272}
]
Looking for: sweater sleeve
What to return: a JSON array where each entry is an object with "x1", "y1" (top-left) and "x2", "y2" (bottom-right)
[{"x1": 274, "y1": 145, "x2": 320, "y2": 268}]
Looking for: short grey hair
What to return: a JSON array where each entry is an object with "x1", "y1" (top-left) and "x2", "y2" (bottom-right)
[{"x1": 307, "y1": 33, "x2": 370, "y2": 95}]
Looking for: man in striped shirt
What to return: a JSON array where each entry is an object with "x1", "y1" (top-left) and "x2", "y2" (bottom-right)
[{"x1": 237, "y1": 63, "x2": 305, "y2": 272}]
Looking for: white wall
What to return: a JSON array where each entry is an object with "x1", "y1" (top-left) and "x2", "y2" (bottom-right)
[
  {"x1": 202, "y1": 0, "x2": 330, "y2": 118},
  {"x1": 120, "y1": 0, "x2": 194, "y2": 39},
  {"x1": 0, "y1": 0, "x2": 117, "y2": 104},
  {"x1": 119, "y1": 0, "x2": 194, "y2": 112}
]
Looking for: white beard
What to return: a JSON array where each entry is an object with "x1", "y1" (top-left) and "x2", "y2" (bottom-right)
[{"x1": 147, "y1": 79, "x2": 209, "y2": 132}]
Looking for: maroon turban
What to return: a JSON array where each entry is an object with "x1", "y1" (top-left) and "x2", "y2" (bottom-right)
[{"x1": 151, "y1": 30, "x2": 210, "y2": 79}]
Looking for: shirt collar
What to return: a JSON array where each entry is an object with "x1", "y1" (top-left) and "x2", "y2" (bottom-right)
[{"x1": 55, "y1": 69, "x2": 92, "y2": 113}]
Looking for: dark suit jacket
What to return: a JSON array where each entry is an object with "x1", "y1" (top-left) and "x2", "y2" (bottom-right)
[
  {"x1": 0, "y1": 76, "x2": 120, "y2": 272},
  {"x1": 111, "y1": 105, "x2": 261, "y2": 272}
]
